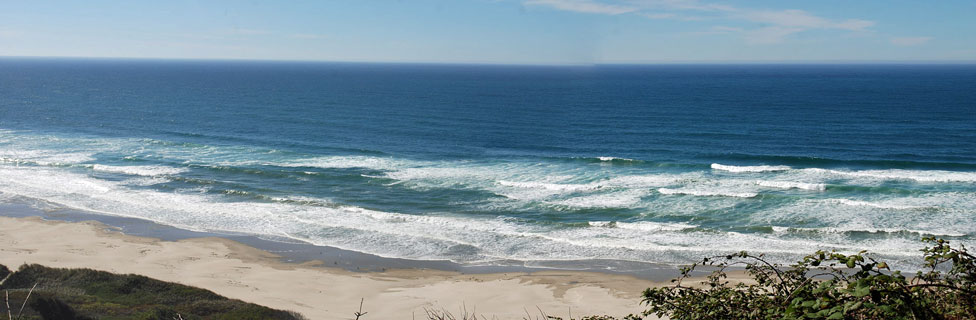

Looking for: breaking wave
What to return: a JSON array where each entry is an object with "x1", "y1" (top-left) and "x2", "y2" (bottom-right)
[{"x1": 711, "y1": 163, "x2": 791, "y2": 173}]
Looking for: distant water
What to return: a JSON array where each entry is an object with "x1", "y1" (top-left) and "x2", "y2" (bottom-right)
[{"x1": 1, "y1": 58, "x2": 975, "y2": 270}]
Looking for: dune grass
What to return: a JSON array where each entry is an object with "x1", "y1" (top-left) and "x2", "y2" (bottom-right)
[{"x1": 0, "y1": 263, "x2": 304, "y2": 320}]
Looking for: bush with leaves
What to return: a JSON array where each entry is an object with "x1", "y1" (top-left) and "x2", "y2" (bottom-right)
[{"x1": 641, "y1": 237, "x2": 975, "y2": 319}]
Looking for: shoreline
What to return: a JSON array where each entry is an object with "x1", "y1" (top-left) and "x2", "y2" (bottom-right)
[
  {"x1": 0, "y1": 210, "x2": 668, "y2": 319},
  {"x1": 0, "y1": 202, "x2": 684, "y2": 281}
]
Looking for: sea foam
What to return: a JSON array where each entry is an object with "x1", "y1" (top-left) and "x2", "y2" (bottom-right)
[
  {"x1": 657, "y1": 187, "x2": 758, "y2": 198},
  {"x1": 827, "y1": 199, "x2": 926, "y2": 210},
  {"x1": 91, "y1": 164, "x2": 188, "y2": 176},
  {"x1": 711, "y1": 163, "x2": 791, "y2": 173},
  {"x1": 756, "y1": 180, "x2": 826, "y2": 191},
  {"x1": 804, "y1": 168, "x2": 976, "y2": 183},
  {"x1": 555, "y1": 190, "x2": 647, "y2": 208},
  {"x1": 597, "y1": 156, "x2": 635, "y2": 162},
  {"x1": 589, "y1": 221, "x2": 696, "y2": 232},
  {"x1": 0, "y1": 164, "x2": 938, "y2": 267},
  {"x1": 776, "y1": 226, "x2": 966, "y2": 238},
  {"x1": 278, "y1": 156, "x2": 409, "y2": 170}
]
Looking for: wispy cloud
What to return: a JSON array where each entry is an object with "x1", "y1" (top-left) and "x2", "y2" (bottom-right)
[
  {"x1": 640, "y1": 12, "x2": 707, "y2": 21},
  {"x1": 890, "y1": 36, "x2": 932, "y2": 46},
  {"x1": 524, "y1": 0, "x2": 637, "y2": 15},
  {"x1": 688, "y1": 24, "x2": 804, "y2": 44},
  {"x1": 627, "y1": 0, "x2": 735, "y2": 12},
  {"x1": 738, "y1": 9, "x2": 873, "y2": 32},
  {"x1": 732, "y1": 9, "x2": 873, "y2": 43},
  {"x1": 523, "y1": 0, "x2": 875, "y2": 43}
]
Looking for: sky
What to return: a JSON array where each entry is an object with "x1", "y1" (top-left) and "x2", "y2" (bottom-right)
[{"x1": 1, "y1": 0, "x2": 975, "y2": 64}]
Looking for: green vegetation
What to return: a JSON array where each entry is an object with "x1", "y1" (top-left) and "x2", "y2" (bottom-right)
[
  {"x1": 0, "y1": 264, "x2": 10, "y2": 282},
  {"x1": 0, "y1": 264, "x2": 304, "y2": 320},
  {"x1": 641, "y1": 237, "x2": 975, "y2": 320}
]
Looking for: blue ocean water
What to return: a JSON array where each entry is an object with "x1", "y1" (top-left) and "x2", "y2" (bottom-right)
[{"x1": 1, "y1": 58, "x2": 975, "y2": 270}]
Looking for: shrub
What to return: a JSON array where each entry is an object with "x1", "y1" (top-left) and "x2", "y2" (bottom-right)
[
  {"x1": 641, "y1": 237, "x2": 976, "y2": 320},
  {"x1": 0, "y1": 264, "x2": 11, "y2": 282}
]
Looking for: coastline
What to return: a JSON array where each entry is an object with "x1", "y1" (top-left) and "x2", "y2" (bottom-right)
[
  {"x1": 0, "y1": 211, "x2": 666, "y2": 319},
  {"x1": 0, "y1": 202, "x2": 683, "y2": 280}
]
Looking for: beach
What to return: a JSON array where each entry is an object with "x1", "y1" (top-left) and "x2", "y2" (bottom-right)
[{"x1": 0, "y1": 215, "x2": 660, "y2": 319}]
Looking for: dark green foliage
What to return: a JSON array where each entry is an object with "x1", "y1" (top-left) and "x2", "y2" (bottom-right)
[
  {"x1": 0, "y1": 263, "x2": 11, "y2": 281},
  {"x1": 30, "y1": 297, "x2": 94, "y2": 320},
  {"x1": 0, "y1": 264, "x2": 303, "y2": 320},
  {"x1": 641, "y1": 237, "x2": 976, "y2": 319},
  {"x1": 135, "y1": 307, "x2": 181, "y2": 320}
]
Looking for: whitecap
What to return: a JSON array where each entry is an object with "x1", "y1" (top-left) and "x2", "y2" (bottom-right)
[
  {"x1": 711, "y1": 163, "x2": 791, "y2": 173},
  {"x1": 498, "y1": 180, "x2": 602, "y2": 192},
  {"x1": 657, "y1": 187, "x2": 758, "y2": 198},
  {"x1": 756, "y1": 180, "x2": 826, "y2": 191},
  {"x1": 588, "y1": 220, "x2": 697, "y2": 232},
  {"x1": 597, "y1": 156, "x2": 634, "y2": 162},
  {"x1": 91, "y1": 164, "x2": 188, "y2": 176},
  {"x1": 278, "y1": 156, "x2": 409, "y2": 170}
]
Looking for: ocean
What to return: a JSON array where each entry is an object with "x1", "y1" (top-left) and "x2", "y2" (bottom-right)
[{"x1": 1, "y1": 58, "x2": 974, "y2": 271}]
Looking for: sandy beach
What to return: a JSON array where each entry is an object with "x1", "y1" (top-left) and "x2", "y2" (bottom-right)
[{"x1": 0, "y1": 216, "x2": 663, "y2": 319}]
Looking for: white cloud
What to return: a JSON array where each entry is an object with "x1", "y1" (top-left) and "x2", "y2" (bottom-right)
[
  {"x1": 890, "y1": 36, "x2": 932, "y2": 46},
  {"x1": 627, "y1": 0, "x2": 735, "y2": 12},
  {"x1": 732, "y1": 9, "x2": 874, "y2": 44},
  {"x1": 524, "y1": 0, "x2": 638, "y2": 15},
  {"x1": 524, "y1": 0, "x2": 875, "y2": 43},
  {"x1": 742, "y1": 9, "x2": 825, "y2": 28},
  {"x1": 640, "y1": 12, "x2": 707, "y2": 21},
  {"x1": 740, "y1": 9, "x2": 873, "y2": 31}
]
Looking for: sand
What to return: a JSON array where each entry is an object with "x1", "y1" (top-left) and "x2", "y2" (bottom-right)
[{"x1": 0, "y1": 216, "x2": 665, "y2": 319}]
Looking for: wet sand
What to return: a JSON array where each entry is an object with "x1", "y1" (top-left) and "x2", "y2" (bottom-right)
[{"x1": 0, "y1": 215, "x2": 666, "y2": 319}]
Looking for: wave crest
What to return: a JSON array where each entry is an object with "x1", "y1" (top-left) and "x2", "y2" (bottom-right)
[
  {"x1": 589, "y1": 221, "x2": 696, "y2": 232},
  {"x1": 756, "y1": 180, "x2": 826, "y2": 191},
  {"x1": 711, "y1": 163, "x2": 791, "y2": 173},
  {"x1": 657, "y1": 187, "x2": 758, "y2": 198},
  {"x1": 91, "y1": 164, "x2": 188, "y2": 176}
]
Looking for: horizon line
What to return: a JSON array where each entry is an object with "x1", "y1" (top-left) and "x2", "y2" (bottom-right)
[{"x1": 3, "y1": 55, "x2": 976, "y2": 67}]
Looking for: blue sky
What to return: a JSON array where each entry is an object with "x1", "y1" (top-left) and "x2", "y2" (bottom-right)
[{"x1": 1, "y1": 0, "x2": 974, "y2": 64}]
